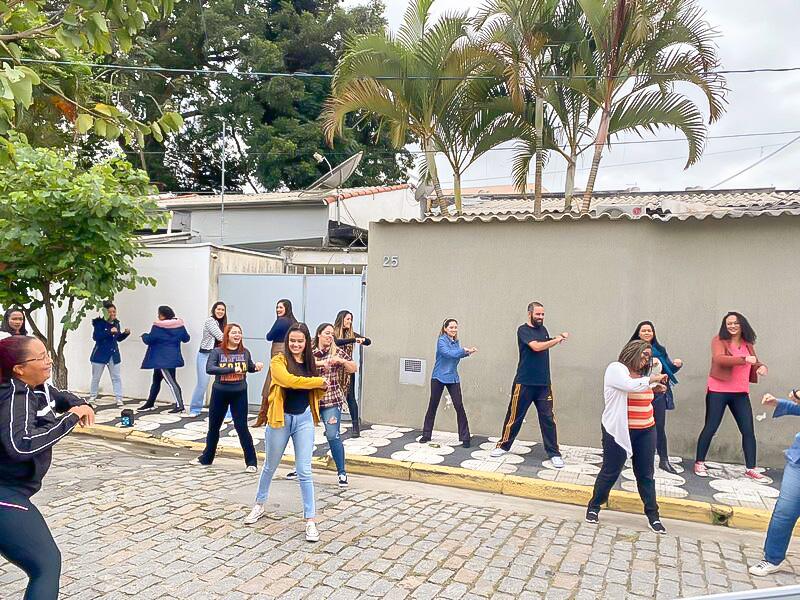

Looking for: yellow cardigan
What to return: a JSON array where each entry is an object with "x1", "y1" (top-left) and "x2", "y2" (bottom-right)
[{"x1": 266, "y1": 354, "x2": 326, "y2": 428}]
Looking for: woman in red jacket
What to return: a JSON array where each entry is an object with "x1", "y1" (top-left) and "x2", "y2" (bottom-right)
[{"x1": 694, "y1": 312, "x2": 768, "y2": 482}]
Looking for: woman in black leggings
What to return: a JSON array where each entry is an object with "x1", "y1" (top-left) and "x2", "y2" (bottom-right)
[
  {"x1": 0, "y1": 336, "x2": 95, "y2": 599},
  {"x1": 694, "y1": 312, "x2": 768, "y2": 483},
  {"x1": 195, "y1": 324, "x2": 263, "y2": 471},
  {"x1": 333, "y1": 310, "x2": 371, "y2": 438}
]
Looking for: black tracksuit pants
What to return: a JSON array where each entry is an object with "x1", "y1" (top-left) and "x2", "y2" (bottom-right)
[
  {"x1": 497, "y1": 383, "x2": 559, "y2": 456},
  {"x1": 588, "y1": 426, "x2": 659, "y2": 520},
  {"x1": 0, "y1": 487, "x2": 61, "y2": 600},
  {"x1": 200, "y1": 385, "x2": 257, "y2": 467}
]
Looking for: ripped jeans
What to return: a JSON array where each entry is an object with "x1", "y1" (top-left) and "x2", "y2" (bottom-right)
[{"x1": 320, "y1": 405, "x2": 346, "y2": 475}]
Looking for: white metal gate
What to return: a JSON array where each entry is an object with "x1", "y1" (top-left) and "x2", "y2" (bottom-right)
[{"x1": 217, "y1": 273, "x2": 367, "y2": 409}]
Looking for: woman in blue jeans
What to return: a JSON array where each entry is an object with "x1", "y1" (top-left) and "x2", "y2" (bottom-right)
[
  {"x1": 750, "y1": 391, "x2": 800, "y2": 576},
  {"x1": 243, "y1": 323, "x2": 327, "y2": 542},
  {"x1": 188, "y1": 302, "x2": 227, "y2": 418},
  {"x1": 89, "y1": 301, "x2": 130, "y2": 407}
]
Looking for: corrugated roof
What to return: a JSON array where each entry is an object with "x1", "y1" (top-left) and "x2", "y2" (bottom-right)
[{"x1": 158, "y1": 185, "x2": 410, "y2": 210}]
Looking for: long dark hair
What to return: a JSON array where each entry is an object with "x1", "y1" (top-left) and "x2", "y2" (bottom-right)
[
  {"x1": 314, "y1": 322, "x2": 335, "y2": 353},
  {"x1": 277, "y1": 299, "x2": 297, "y2": 324},
  {"x1": 158, "y1": 305, "x2": 176, "y2": 320},
  {"x1": 1, "y1": 307, "x2": 27, "y2": 336},
  {"x1": 0, "y1": 336, "x2": 34, "y2": 383},
  {"x1": 719, "y1": 311, "x2": 757, "y2": 344},
  {"x1": 284, "y1": 322, "x2": 317, "y2": 376},
  {"x1": 629, "y1": 320, "x2": 665, "y2": 354},
  {"x1": 440, "y1": 318, "x2": 458, "y2": 339},
  {"x1": 333, "y1": 310, "x2": 354, "y2": 339},
  {"x1": 210, "y1": 301, "x2": 227, "y2": 331}
]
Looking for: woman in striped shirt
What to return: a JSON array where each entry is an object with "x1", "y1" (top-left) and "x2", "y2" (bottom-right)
[
  {"x1": 586, "y1": 340, "x2": 669, "y2": 533},
  {"x1": 188, "y1": 302, "x2": 227, "y2": 417}
]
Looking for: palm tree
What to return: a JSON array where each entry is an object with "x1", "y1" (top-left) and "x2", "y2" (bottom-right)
[
  {"x1": 322, "y1": 0, "x2": 489, "y2": 216},
  {"x1": 575, "y1": 0, "x2": 727, "y2": 213}
]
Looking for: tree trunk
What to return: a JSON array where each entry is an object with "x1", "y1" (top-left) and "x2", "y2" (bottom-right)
[
  {"x1": 564, "y1": 153, "x2": 576, "y2": 212},
  {"x1": 533, "y1": 96, "x2": 544, "y2": 217},
  {"x1": 581, "y1": 109, "x2": 610, "y2": 214},
  {"x1": 39, "y1": 287, "x2": 69, "y2": 388},
  {"x1": 453, "y1": 171, "x2": 462, "y2": 215},
  {"x1": 424, "y1": 141, "x2": 449, "y2": 216}
]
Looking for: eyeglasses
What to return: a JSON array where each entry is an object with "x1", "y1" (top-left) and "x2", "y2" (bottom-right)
[{"x1": 20, "y1": 352, "x2": 50, "y2": 364}]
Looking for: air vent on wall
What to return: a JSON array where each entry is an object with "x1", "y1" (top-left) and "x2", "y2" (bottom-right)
[{"x1": 399, "y1": 358, "x2": 426, "y2": 386}]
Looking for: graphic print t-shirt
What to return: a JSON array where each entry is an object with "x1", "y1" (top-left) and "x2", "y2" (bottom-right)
[{"x1": 218, "y1": 351, "x2": 250, "y2": 383}]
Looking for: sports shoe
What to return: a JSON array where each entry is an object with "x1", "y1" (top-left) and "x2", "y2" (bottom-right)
[
  {"x1": 551, "y1": 456, "x2": 565, "y2": 469},
  {"x1": 116, "y1": 398, "x2": 124, "y2": 407},
  {"x1": 137, "y1": 403, "x2": 155, "y2": 412},
  {"x1": 191, "y1": 457, "x2": 209, "y2": 466},
  {"x1": 745, "y1": 469, "x2": 770, "y2": 484},
  {"x1": 286, "y1": 470, "x2": 298, "y2": 480},
  {"x1": 419, "y1": 436, "x2": 432, "y2": 443},
  {"x1": 749, "y1": 559, "x2": 782, "y2": 576},
  {"x1": 338, "y1": 473, "x2": 348, "y2": 487},
  {"x1": 305, "y1": 520, "x2": 320, "y2": 542},
  {"x1": 490, "y1": 447, "x2": 507, "y2": 458},
  {"x1": 585, "y1": 509, "x2": 599, "y2": 524},
  {"x1": 659, "y1": 460, "x2": 679, "y2": 475},
  {"x1": 648, "y1": 519, "x2": 667, "y2": 535},
  {"x1": 168, "y1": 406, "x2": 183, "y2": 414},
  {"x1": 186, "y1": 411, "x2": 201, "y2": 418},
  {"x1": 245, "y1": 465, "x2": 257, "y2": 473},
  {"x1": 462, "y1": 440, "x2": 471, "y2": 449},
  {"x1": 243, "y1": 504, "x2": 265, "y2": 525},
  {"x1": 693, "y1": 461, "x2": 709, "y2": 477},
  {"x1": 224, "y1": 417, "x2": 233, "y2": 424}
]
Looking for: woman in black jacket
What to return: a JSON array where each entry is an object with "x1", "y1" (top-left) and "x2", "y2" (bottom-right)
[
  {"x1": 195, "y1": 324, "x2": 263, "y2": 471},
  {"x1": 0, "y1": 336, "x2": 94, "y2": 599},
  {"x1": 333, "y1": 310, "x2": 371, "y2": 437}
]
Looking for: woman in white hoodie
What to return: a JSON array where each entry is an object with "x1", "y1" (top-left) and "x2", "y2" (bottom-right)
[{"x1": 586, "y1": 340, "x2": 668, "y2": 533}]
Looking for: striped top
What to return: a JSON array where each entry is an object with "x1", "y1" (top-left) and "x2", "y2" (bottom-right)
[{"x1": 627, "y1": 388, "x2": 655, "y2": 429}]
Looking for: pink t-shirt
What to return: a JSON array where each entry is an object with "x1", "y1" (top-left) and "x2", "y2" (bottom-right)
[{"x1": 707, "y1": 342, "x2": 751, "y2": 393}]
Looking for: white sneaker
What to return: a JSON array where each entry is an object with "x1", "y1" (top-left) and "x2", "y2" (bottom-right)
[
  {"x1": 245, "y1": 465, "x2": 257, "y2": 473},
  {"x1": 243, "y1": 504, "x2": 265, "y2": 525},
  {"x1": 116, "y1": 399, "x2": 124, "y2": 407},
  {"x1": 750, "y1": 560, "x2": 782, "y2": 576},
  {"x1": 224, "y1": 417, "x2": 233, "y2": 424},
  {"x1": 489, "y1": 447, "x2": 507, "y2": 458},
  {"x1": 305, "y1": 520, "x2": 320, "y2": 542},
  {"x1": 551, "y1": 456, "x2": 565, "y2": 468}
]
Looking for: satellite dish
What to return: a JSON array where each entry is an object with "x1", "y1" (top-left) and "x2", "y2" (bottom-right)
[
  {"x1": 414, "y1": 179, "x2": 435, "y2": 203},
  {"x1": 305, "y1": 152, "x2": 363, "y2": 192}
]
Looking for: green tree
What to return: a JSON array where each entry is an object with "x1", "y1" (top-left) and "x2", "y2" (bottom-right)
[
  {"x1": 0, "y1": 0, "x2": 182, "y2": 155},
  {"x1": 111, "y1": 0, "x2": 411, "y2": 192},
  {"x1": 0, "y1": 134, "x2": 164, "y2": 387},
  {"x1": 575, "y1": 0, "x2": 727, "y2": 212}
]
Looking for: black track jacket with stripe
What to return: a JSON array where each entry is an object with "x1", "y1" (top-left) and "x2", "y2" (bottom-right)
[{"x1": 0, "y1": 379, "x2": 87, "y2": 496}]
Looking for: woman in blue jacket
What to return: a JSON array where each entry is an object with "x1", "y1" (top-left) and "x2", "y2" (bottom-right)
[
  {"x1": 89, "y1": 301, "x2": 130, "y2": 407},
  {"x1": 420, "y1": 318, "x2": 477, "y2": 448},
  {"x1": 138, "y1": 305, "x2": 190, "y2": 413}
]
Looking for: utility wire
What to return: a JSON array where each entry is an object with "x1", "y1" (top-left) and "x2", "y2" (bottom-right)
[
  {"x1": 6, "y1": 57, "x2": 800, "y2": 80},
  {"x1": 710, "y1": 134, "x2": 800, "y2": 189}
]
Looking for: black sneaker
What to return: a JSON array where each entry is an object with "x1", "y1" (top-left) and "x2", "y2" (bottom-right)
[
  {"x1": 338, "y1": 473, "x2": 348, "y2": 487},
  {"x1": 286, "y1": 471, "x2": 298, "y2": 480},
  {"x1": 585, "y1": 509, "x2": 599, "y2": 524},
  {"x1": 659, "y1": 460, "x2": 679, "y2": 475},
  {"x1": 462, "y1": 440, "x2": 471, "y2": 449},
  {"x1": 137, "y1": 403, "x2": 155, "y2": 412},
  {"x1": 648, "y1": 519, "x2": 667, "y2": 535},
  {"x1": 168, "y1": 407, "x2": 183, "y2": 414},
  {"x1": 419, "y1": 436, "x2": 431, "y2": 443}
]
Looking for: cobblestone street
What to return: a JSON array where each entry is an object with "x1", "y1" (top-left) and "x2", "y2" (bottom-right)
[{"x1": 1, "y1": 436, "x2": 797, "y2": 599}]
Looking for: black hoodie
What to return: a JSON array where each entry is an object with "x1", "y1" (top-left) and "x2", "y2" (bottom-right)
[{"x1": 0, "y1": 379, "x2": 87, "y2": 496}]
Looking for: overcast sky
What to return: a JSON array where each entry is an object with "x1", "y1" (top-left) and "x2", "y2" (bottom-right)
[{"x1": 343, "y1": 0, "x2": 800, "y2": 193}]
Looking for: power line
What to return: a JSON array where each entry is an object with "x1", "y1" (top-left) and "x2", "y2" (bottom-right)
[
  {"x1": 711, "y1": 134, "x2": 800, "y2": 189},
  {"x1": 6, "y1": 57, "x2": 800, "y2": 80}
]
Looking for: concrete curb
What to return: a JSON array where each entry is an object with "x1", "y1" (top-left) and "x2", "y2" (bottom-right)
[{"x1": 74, "y1": 425, "x2": 788, "y2": 534}]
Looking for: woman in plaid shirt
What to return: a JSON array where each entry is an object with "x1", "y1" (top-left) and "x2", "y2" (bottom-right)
[{"x1": 313, "y1": 323, "x2": 357, "y2": 487}]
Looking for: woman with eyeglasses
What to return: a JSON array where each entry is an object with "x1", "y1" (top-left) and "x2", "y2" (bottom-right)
[
  {"x1": 694, "y1": 312, "x2": 769, "y2": 482},
  {"x1": 0, "y1": 336, "x2": 95, "y2": 599}
]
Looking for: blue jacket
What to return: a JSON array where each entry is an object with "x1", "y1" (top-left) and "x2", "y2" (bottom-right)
[
  {"x1": 773, "y1": 398, "x2": 800, "y2": 464},
  {"x1": 140, "y1": 319, "x2": 190, "y2": 369},
  {"x1": 266, "y1": 317, "x2": 293, "y2": 343},
  {"x1": 431, "y1": 334, "x2": 470, "y2": 384},
  {"x1": 90, "y1": 317, "x2": 129, "y2": 365}
]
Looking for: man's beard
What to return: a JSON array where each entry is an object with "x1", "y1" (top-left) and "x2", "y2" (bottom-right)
[{"x1": 532, "y1": 318, "x2": 544, "y2": 327}]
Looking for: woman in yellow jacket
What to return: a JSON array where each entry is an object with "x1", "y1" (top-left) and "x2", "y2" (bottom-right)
[{"x1": 243, "y1": 323, "x2": 326, "y2": 542}]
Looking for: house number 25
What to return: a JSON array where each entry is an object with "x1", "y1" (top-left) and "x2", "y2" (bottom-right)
[{"x1": 382, "y1": 255, "x2": 399, "y2": 268}]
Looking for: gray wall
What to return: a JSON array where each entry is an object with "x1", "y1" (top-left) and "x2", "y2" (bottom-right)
[
  {"x1": 189, "y1": 205, "x2": 328, "y2": 247},
  {"x1": 362, "y1": 215, "x2": 800, "y2": 467}
]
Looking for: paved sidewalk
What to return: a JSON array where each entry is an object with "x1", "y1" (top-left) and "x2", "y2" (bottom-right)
[
  {"x1": 1, "y1": 435, "x2": 797, "y2": 599},
  {"x1": 91, "y1": 396, "x2": 783, "y2": 514}
]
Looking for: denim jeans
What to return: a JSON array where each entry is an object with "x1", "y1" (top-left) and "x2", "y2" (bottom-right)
[
  {"x1": 255, "y1": 408, "x2": 316, "y2": 519},
  {"x1": 321, "y1": 405, "x2": 346, "y2": 475},
  {"x1": 764, "y1": 460, "x2": 800, "y2": 564},
  {"x1": 89, "y1": 360, "x2": 122, "y2": 402},
  {"x1": 188, "y1": 351, "x2": 230, "y2": 419}
]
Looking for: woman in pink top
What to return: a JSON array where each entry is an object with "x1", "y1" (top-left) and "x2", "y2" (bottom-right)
[{"x1": 694, "y1": 312, "x2": 768, "y2": 482}]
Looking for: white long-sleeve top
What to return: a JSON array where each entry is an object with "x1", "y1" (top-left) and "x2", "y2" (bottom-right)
[
  {"x1": 601, "y1": 362, "x2": 652, "y2": 457},
  {"x1": 199, "y1": 317, "x2": 224, "y2": 351}
]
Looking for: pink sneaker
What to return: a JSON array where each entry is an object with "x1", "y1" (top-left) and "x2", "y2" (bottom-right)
[
  {"x1": 694, "y1": 461, "x2": 709, "y2": 477},
  {"x1": 745, "y1": 469, "x2": 770, "y2": 484}
]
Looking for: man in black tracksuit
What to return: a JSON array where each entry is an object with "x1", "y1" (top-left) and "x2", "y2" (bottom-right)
[{"x1": 491, "y1": 302, "x2": 569, "y2": 466}]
